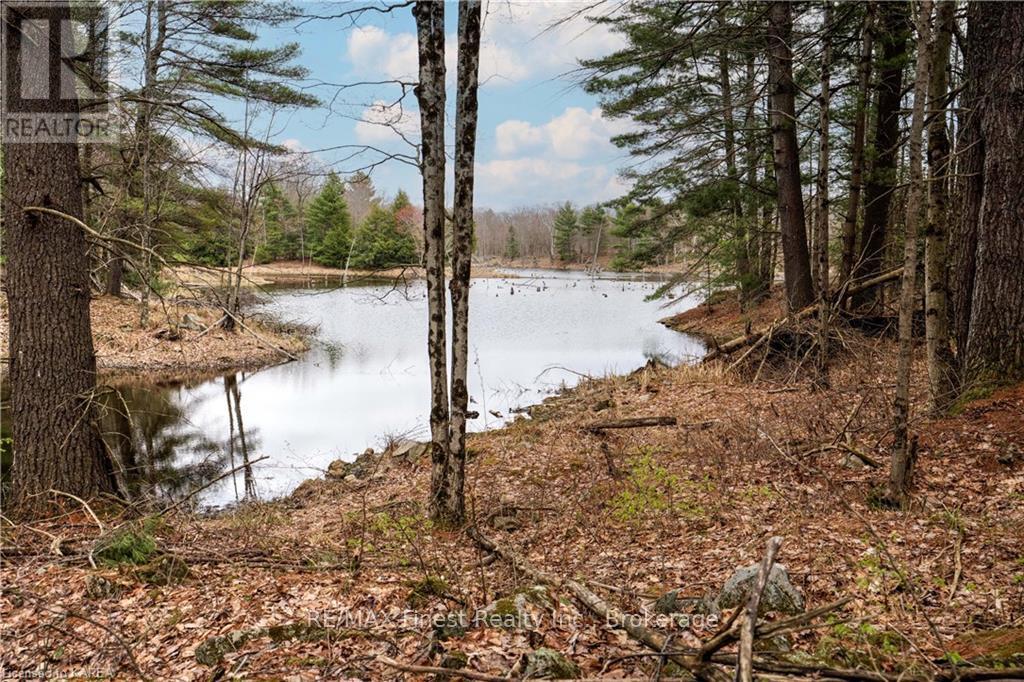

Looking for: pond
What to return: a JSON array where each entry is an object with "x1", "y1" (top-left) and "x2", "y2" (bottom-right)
[{"x1": 103, "y1": 269, "x2": 705, "y2": 506}]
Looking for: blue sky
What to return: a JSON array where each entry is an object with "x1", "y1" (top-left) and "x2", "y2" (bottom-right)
[{"x1": 254, "y1": 1, "x2": 633, "y2": 210}]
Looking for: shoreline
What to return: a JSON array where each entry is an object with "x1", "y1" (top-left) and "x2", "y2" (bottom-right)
[{"x1": 2, "y1": 289, "x2": 1023, "y2": 678}]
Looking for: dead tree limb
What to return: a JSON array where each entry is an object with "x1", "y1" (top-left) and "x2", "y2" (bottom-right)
[
  {"x1": 586, "y1": 416, "x2": 678, "y2": 432},
  {"x1": 377, "y1": 655, "x2": 507, "y2": 681},
  {"x1": 738, "y1": 536, "x2": 783, "y2": 682},
  {"x1": 704, "y1": 268, "x2": 903, "y2": 363}
]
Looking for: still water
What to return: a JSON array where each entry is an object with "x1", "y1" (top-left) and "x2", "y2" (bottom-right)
[{"x1": 107, "y1": 269, "x2": 704, "y2": 506}]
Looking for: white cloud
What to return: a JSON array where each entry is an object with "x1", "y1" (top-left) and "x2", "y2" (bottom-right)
[
  {"x1": 494, "y1": 107, "x2": 633, "y2": 160},
  {"x1": 345, "y1": 2, "x2": 624, "y2": 87},
  {"x1": 347, "y1": 26, "x2": 419, "y2": 81},
  {"x1": 353, "y1": 100, "x2": 419, "y2": 145},
  {"x1": 495, "y1": 119, "x2": 544, "y2": 156},
  {"x1": 475, "y1": 157, "x2": 622, "y2": 208}
]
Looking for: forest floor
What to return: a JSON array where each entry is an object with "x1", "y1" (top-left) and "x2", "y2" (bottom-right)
[
  {"x1": 2, "y1": 294, "x2": 1023, "y2": 680},
  {"x1": 0, "y1": 293, "x2": 310, "y2": 377}
]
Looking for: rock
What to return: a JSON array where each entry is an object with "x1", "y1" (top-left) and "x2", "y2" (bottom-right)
[
  {"x1": 326, "y1": 448, "x2": 382, "y2": 480},
  {"x1": 653, "y1": 590, "x2": 718, "y2": 616},
  {"x1": 195, "y1": 629, "x2": 254, "y2": 666},
  {"x1": 390, "y1": 439, "x2": 430, "y2": 461},
  {"x1": 180, "y1": 313, "x2": 204, "y2": 331},
  {"x1": 522, "y1": 648, "x2": 580, "y2": 679},
  {"x1": 326, "y1": 459, "x2": 350, "y2": 480},
  {"x1": 717, "y1": 563, "x2": 805, "y2": 614},
  {"x1": 840, "y1": 453, "x2": 867, "y2": 470}
]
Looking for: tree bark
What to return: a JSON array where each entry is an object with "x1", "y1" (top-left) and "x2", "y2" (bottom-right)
[
  {"x1": 890, "y1": 0, "x2": 932, "y2": 507},
  {"x1": 855, "y1": 1, "x2": 910, "y2": 309},
  {"x1": 766, "y1": 2, "x2": 814, "y2": 311},
  {"x1": 443, "y1": 0, "x2": 482, "y2": 527},
  {"x1": 2, "y1": 1, "x2": 119, "y2": 514},
  {"x1": 840, "y1": 5, "x2": 874, "y2": 289},
  {"x1": 717, "y1": 30, "x2": 750, "y2": 304},
  {"x1": 959, "y1": 2, "x2": 1024, "y2": 385},
  {"x1": 413, "y1": 1, "x2": 453, "y2": 523},
  {"x1": 924, "y1": 0, "x2": 957, "y2": 413},
  {"x1": 814, "y1": 3, "x2": 833, "y2": 383}
]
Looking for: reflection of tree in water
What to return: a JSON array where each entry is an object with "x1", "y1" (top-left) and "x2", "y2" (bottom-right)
[
  {"x1": 223, "y1": 373, "x2": 259, "y2": 501},
  {"x1": 100, "y1": 375, "x2": 260, "y2": 505}
]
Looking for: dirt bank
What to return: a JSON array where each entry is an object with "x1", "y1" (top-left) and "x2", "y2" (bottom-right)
[
  {"x1": 2, "y1": 300, "x2": 1022, "y2": 679},
  {"x1": 0, "y1": 294, "x2": 310, "y2": 377}
]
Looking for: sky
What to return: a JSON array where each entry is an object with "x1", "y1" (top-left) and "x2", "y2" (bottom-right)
[{"x1": 254, "y1": 1, "x2": 634, "y2": 211}]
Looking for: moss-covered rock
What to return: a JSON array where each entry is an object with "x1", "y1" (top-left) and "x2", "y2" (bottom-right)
[
  {"x1": 522, "y1": 648, "x2": 580, "y2": 679},
  {"x1": 406, "y1": 575, "x2": 449, "y2": 607}
]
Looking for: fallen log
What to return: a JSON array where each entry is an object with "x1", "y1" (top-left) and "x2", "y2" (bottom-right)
[
  {"x1": 703, "y1": 267, "x2": 903, "y2": 363},
  {"x1": 585, "y1": 416, "x2": 677, "y2": 432}
]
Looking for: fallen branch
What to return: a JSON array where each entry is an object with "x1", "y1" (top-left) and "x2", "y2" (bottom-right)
[
  {"x1": 704, "y1": 267, "x2": 903, "y2": 363},
  {"x1": 158, "y1": 456, "x2": 269, "y2": 516},
  {"x1": 377, "y1": 655, "x2": 507, "y2": 681},
  {"x1": 738, "y1": 536, "x2": 783, "y2": 682},
  {"x1": 586, "y1": 416, "x2": 678, "y2": 432}
]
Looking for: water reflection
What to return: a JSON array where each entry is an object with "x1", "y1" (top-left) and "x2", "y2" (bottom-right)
[{"x1": 22, "y1": 269, "x2": 704, "y2": 507}]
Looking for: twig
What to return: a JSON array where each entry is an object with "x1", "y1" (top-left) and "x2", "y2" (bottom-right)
[{"x1": 47, "y1": 489, "x2": 105, "y2": 532}]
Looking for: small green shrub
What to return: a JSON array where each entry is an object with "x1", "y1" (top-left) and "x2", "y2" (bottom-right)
[{"x1": 94, "y1": 523, "x2": 158, "y2": 566}]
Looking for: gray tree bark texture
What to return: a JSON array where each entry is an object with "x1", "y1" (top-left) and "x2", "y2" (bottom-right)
[
  {"x1": 854, "y1": 1, "x2": 910, "y2": 310},
  {"x1": 839, "y1": 6, "x2": 874, "y2": 290},
  {"x1": 444, "y1": 0, "x2": 482, "y2": 526},
  {"x1": 766, "y1": 2, "x2": 814, "y2": 312},
  {"x1": 891, "y1": 0, "x2": 932, "y2": 506},
  {"x1": 2, "y1": 1, "x2": 119, "y2": 513},
  {"x1": 956, "y1": 2, "x2": 1024, "y2": 387},
  {"x1": 413, "y1": 0, "x2": 452, "y2": 524},
  {"x1": 924, "y1": 0, "x2": 957, "y2": 413},
  {"x1": 814, "y1": 2, "x2": 832, "y2": 383}
]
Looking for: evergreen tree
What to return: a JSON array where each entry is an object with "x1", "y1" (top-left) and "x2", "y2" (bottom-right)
[
  {"x1": 259, "y1": 183, "x2": 299, "y2": 262},
  {"x1": 350, "y1": 206, "x2": 418, "y2": 269},
  {"x1": 553, "y1": 202, "x2": 578, "y2": 262},
  {"x1": 391, "y1": 189, "x2": 412, "y2": 213},
  {"x1": 505, "y1": 225, "x2": 521, "y2": 260},
  {"x1": 307, "y1": 173, "x2": 351, "y2": 261}
]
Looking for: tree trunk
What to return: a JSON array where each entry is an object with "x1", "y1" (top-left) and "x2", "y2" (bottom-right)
[
  {"x1": 855, "y1": 1, "x2": 909, "y2": 309},
  {"x1": 443, "y1": 0, "x2": 482, "y2": 527},
  {"x1": 2, "y1": 1, "x2": 119, "y2": 514},
  {"x1": 959, "y1": 2, "x2": 1024, "y2": 385},
  {"x1": 890, "y1": 0, "x2": 932, "y2": 507},
  {"x1": 840, "y1": 5, "x2": 874, "y2": 289},
  {"x1": 742, "y1": 52, "x2": 767, "y2": 302},
  {"x1": 413, "y1": 0, "x2": 453, "y2": 523},
  {"x1": 814, "y1": 3, "x2": 833, "y2": 384},
  {"x1": 717, "y1": 31, "x2": 749, "y2": 303},
  {"x1": 766, "y1": 2, "x2": 814, "y2": 311},
  {"x1": 924, "y1": 0, "x2": 957, "y2": 413}
]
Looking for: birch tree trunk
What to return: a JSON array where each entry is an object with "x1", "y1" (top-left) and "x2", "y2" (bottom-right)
[
  {"x1": 840, "y1": 5, "x2": 874, "y2": 289},
  {"x1": 890, "y1": 0, "x2": 932, "y2": 506},
  {"x1": 766, "y1": 2, "x2": 814, "y2": 311},
  {"x1": 444, "y1": 0, "x2": 482, "y2": 526},
  {"x1": 413, "y1": 0, "x2": 453, "y2": 523},
  {"x1": 924, "y1": 0, "x2": 957, "y2": 413}
]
